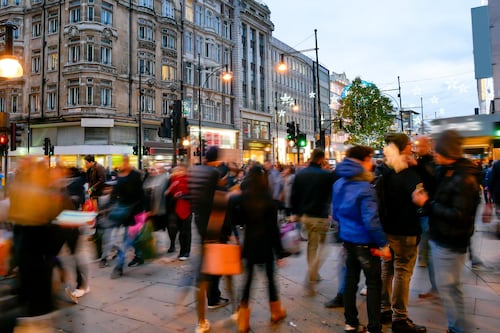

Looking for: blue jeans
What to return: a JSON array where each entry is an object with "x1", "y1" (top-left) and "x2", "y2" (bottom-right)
[
  {"x1": 344, "y1": 242, "x2": 382, "y2": 333},
  {"x1": 419, "y1": 217, "x2": 437, "y2": 292},
  {"x1": 429, "y1": 241, "x2": 470, "y2": 333},
  {"x1": 381, "y1": 234, "x2": 418, "y2": 321}
]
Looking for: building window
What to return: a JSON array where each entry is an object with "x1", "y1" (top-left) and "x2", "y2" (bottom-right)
[
  {"x1": 161, "y1": 30, "x2": 176, "y2": 50},
  {"x1": 32, "y1": 22, "x2": 41, "y2": 38},
  {"x1": 69, "y1": 44, "x2": 80, "y2": 63},
  {"x1": 86, "y1": 86, "x2": 93, "y2": 105},
  {"x1": 100, "y1": 87, "x2": 111, "y2": 106},
  {"x1": 185, "y1": 0, "x2": 193, "y2": 22},
  {"x1": 205, "y1": 9, "x2": 213, "y2": 29},
  {"x1": 0, "y1": 97, "x2": 5, "y2": 112},
  {"x1": 185, "y1": 62, "x2": 193, "y2": 85},
  {"x1": 86, "y1": 44, "x2": 94, "y2": 62},
  {"x1": 1, "y1": 0, "x2": 8, "y2": 7},
  {"x1": 161, "y1": 64, "x2": 175, "y2": 81},
  {"x1": 11, "y1": 95, "x2": 18, "y2": 113},
  {"x1": 31, "y1": 55, "x2": 41, "y2": 73},
  {"x1": 48, "y1": 17, "x2": 59, "y2": 34},
  {"x1": 68, "y1": 80, "x2": 80, "y2": 106},
  {"x1": 185, "y1": 31, "x2": 193, "y2": 53},
  {"x1": 70, "y1": 6, "x2": 81, "y2": 23},
  {"x1": 141, "y1": 89, "x2": 154, "y2": 114},
  {"x1": 48, "y1": 52, "x2": 58, "y2": 71},
  {"x1": 30, "y1": 92, "x2": 40, "y2": 113},
  {"x1": 223, "y1": 20, "x2": 230, "y2": 39},
  {"x1": 138, "y1": 0, "x2": 153, "y2": 9},
  {"x1": 101, "y1": 2, "x2": 112, "y2": 25},
  {"x1": 195, "y1": 4, "x2": 202, "y2": 26},
  {"x1": 161, "y1": 0, "x2": 174, "y2": 18},
  {"x1": 138, "y1": 24, "x2": 154, "y2": 41},
  {"x1": 138, "y1": 57, "x2": 154, "y2": 75},
  {"x1": 47, "y1": 89, "x2": 56, "y2": 110},
  {"x1": 100, "y1": 46, "x2": 111, "y2": 65},
  {"x1": 87, "y1": 6, "x2": 94, "y2": 21}
]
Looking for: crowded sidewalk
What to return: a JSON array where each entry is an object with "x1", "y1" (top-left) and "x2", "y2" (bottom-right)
[{"x1": 2, "y1": 204, "x2": 500, "y2": 333}]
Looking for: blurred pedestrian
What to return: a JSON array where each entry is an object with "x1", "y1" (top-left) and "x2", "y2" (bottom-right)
[
  {"x1": 333, "y1": 145, "x2": 391, "y2": 333},
  {"x1": 226, "y1": 165, "x2": 288, "y2": 332},
  {"x1": 413, "y1": 130, "x2": 480, "y2": 333},
  {"x1": 291, "y1": 148, "x2": 337, "y2": 295}
]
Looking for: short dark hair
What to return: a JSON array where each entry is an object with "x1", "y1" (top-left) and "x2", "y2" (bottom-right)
[
  {"x1": 346, "y1": 145, "x2": 374, "y2": 161},
  {"x1": 311, "y1": 149, "x2": 325, "y2": 163},
  {"x1": 84, "y1": 154, "x2": 95, "y2": 163}
]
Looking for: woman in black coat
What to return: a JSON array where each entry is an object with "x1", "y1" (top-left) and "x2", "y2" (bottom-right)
[{"x1": 225, "y1": 165, "x2": 287, "y2": 333}]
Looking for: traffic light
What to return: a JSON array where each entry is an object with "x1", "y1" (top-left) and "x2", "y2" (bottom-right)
[
  {"x1": 297, "y1": 133, "x2": 307, "y2": 148},
  {"x1": 178, "y1": 117, "x2": 189, "y2": 138},
  {"x1": 201, "y1": 139, "x2": 207, "y2": 156},
  {"x1": 286, "y1": 122, "x2": 296, "y2": 140},
  {"x1": 43, "y1": 137, "x2": 51, "y2": 156},
  {"x1": 132, "y1": 145, "x2": 138, "y2": 155},
  {"x1": 0, "y1": 134, "x2": 8, "y2": 152},
  {"x1": 143, "y1": 146, "x2": 151, "y2": 155},
  {"x1": 315, "y1": 130, "x2": 325, "y2": 149},
  {"x1": 10, "y1": 123, "x2": 23, "y2": 151},
  {"x1": 158, "y1": 117, "x2": 172, "y2": 138}
]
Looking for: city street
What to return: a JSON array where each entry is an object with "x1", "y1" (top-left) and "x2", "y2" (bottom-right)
[{"x1": 3, "y1": 209, "x2": 500, "y2": 333}]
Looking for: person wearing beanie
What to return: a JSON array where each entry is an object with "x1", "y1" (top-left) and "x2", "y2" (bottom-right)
[
  {"x1": 413, "y1": 129, "x2": 480, "y2": 333},
  {"x1": 375, "y1": 133, "x2": 426, "y2": 333}
]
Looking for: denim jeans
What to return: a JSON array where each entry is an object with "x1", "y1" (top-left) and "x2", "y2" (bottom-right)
[
  {"x1": 301, "y1": 214, "x2": 330, "y2": 282},
  {"x1": 344, "y1": 242, "x2": 382, "y2": 333},
  {"x1": 381, "y1": 234, "x2": 418, "y2": 321},
  {"x1": 429, "y1": 241, "x2": 470, "y2": 333},
  {"x1": 419, "y1": 217, "x2": 437, "y2": 292}
]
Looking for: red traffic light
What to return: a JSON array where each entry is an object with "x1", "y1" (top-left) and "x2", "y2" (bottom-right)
[{"x1": 0, "y1": 134, "x2": 8, "y2": 145}]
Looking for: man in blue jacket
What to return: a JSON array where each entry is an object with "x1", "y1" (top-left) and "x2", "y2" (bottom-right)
[{"x1": 333, "y1": 145, "x2": 391, "y2": 333}]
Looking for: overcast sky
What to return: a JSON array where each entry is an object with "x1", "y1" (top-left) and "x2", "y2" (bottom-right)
[{"x1": 265, "y1": 0, "x2": 483, "y2": 121}]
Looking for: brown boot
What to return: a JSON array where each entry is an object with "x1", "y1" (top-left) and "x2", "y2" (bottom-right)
[
  {"x1": 269, "y1": 300, "x2": 287, "y2": 323},
  {"x1": 237, "y1": 306, "x2": 251, "y2": 333}
]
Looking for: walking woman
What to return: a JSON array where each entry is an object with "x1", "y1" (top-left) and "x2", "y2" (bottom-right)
[{"x1": 225, "y1": 164, "x2": 287, "y2": 333}]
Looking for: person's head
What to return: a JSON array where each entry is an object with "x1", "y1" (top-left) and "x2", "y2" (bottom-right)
[
  {"x1": 311, "y1": 148, "x2": 325, "y2": 164},
  {"x1": 413, "y1": 135, "x2": 432, "y2": 157},
  {"x1": 205, "y1": 146, "x2": 219, "y2": 163},
  {"x1": 263, "y1": 159, "x2": 273, "y2": 171},
  {"x1": 385, "y1": 133, "x2": 411, "y2": 155},
  {"x1": 346, "y1": 145, "x2": 374, "y2": 172},
  {"x1": 243, "y1": 164, "x2": 268, "y2": 194},
  {"x1": 433, "y1": 129, "x2": 463, "y2": 165},
  {"x1": 120, "y1": 154, "x2": 132, "y2": 172},
  {"x1": 84, "y1": 154, "x2": 96, "y2": 169}
]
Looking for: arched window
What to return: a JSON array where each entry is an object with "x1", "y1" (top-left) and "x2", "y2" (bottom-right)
[{"x1": 161, "y1": 0, "x2": 174, "y2": 18}]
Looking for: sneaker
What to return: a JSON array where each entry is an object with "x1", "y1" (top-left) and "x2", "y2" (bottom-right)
[
  {"x1": 72, "y1": 286, "x2": 90, "y2": 298},
  {"x1": 207, "y1": 297, "x2": 230, "y2": 309},
  {"x1": 178, "y1": 255, "x2": 190, "y2": 261},
  {"x1": 325, "y1": 293, "x2": 343, "y2": 308},
  {"x1": 167, "y1": 246, "x2": 176, "y2": 253},
  {"x1": 128, "y1": 256, "x2": 144, "y2": 267},
  {"x1": 380, "y1": 310, "x2": 392, "y2": 324},
  {"x1": 99, "y1": 258, "x2": 109, "y2": 268},
  {"x1": 359, "y1": 286, "x2": 367, "y2": 296},
  {"x1": 344, "y1": 324, "x2": 366, "y2": 332},
  {"x1": 418, "y1": 290, "x2": 438, "y2": 299},
  {"x1": 392, "y1": 318, "x2": 426, "y2": 333},
  {"x1": 110, "y1": 266, "x2": 123, "y2": 279},
  {"x1": 195, "y1": 319, "x2": 210, "y2": 333}
]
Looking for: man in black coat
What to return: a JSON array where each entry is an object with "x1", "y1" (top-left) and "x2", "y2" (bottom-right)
[{"x1": 413, "y1": 130, "x2": 480, "y2": 333}]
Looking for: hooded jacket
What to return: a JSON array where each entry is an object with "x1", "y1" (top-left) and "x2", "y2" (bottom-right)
[
  {"x1": 422, "y1": 158, "x2": 480, "y2": 252},
  {"x1": 333, "y1": 158, "x2": 388, "y2": 247}
]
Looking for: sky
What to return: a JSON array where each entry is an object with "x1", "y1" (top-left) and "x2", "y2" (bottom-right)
[{"x1": 265, "y1": 0, "x2": 483, "y2": 122}]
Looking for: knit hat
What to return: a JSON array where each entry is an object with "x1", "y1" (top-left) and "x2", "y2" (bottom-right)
[
  {"x1": 434, "y1": 130, "x2": 463, "y2": 160},
  {"x1": 384, "y1": 133, "x2": 410, "y2": 152},
  {"x1": 205, "y1": 146, "x2": 219, "y2": 162}
]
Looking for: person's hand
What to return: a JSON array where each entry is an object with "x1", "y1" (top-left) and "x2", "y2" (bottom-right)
[
  {"x1": 277, "y1": 258, "x2": 286, "y2": 267},
  {"x1": 412, "y1": 186, "x2": 428, "y2": 207},
  {"x1": 370, "y1": 246, "x2": 392, "y2": 260}
]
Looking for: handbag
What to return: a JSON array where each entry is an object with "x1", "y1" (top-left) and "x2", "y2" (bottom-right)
[
  {"x1": 201, "y1": 243, "x2": 242, "y2": 275},
  {"x1": 133, "y1": 220, "x2": 156, "y2": 260},
  {"x1": 280, "y1": 221, "x2": 301, "y2": 256}
]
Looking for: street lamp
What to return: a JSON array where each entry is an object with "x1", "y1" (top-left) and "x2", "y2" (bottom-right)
[
  {"x1": 196, "y1": 53, "x2": 232, "y2": 164},
  {"x1": 277, "y1": 29, "x2": 323, "y2": 148},
  {"x1": 0, "y1": 22, "x2": 23, "y2": 78}
]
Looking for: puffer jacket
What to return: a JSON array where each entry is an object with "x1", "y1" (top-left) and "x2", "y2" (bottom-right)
[
  {"x1": 333, "y1": 158, "x2": 387, "y2": 247},
  {"x1": 422, "y1": 158, "x2": 480, "y2": 252}
]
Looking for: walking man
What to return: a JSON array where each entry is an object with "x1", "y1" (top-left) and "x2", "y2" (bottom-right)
[{"x1": 291, "y1": 148, "x2": 336, "y2": 295}]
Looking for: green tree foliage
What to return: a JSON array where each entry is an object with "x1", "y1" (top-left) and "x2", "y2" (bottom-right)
[{"x1": 336, "y1": 77, "x2": 395, "y2": 148}]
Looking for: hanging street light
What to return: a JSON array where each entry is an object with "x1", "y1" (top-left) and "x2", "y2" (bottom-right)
[{"x1": 0, "y1": 22, "x2": 23, "y2": 78}]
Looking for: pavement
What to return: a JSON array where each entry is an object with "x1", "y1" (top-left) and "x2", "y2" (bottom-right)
[{"x1": 3, "y1": 204, "x2": 500, "y2": 333}]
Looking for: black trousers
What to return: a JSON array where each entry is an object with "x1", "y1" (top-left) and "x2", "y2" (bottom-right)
[
  {"x1": 241, "y1": 259, "x2": 279, "y2": 305},
  {"x1": 167, "y1": 212, "x2": 192, "y2": 256}
]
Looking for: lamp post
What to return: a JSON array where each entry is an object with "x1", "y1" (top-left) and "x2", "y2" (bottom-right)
[
  {"x1": 138, "y1": 67, "x2": 143, "y2": 170},
  {"x1": 0, "y1": 22, "x2": 23, "y2": 78},
  {"x1": 196, "y1": 53, "x2": 232, "y2": 164}
]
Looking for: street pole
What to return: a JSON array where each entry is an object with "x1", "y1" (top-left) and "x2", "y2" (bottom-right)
[
  {"x1": 398, "y1": 76, "x2": 404, "y2": 132},
  {"x1": 138, "y1": 67, "x2": 143, "y2": 170},
  {"x1": 197, "y1": 53, "x2": 202, "y2": 165},
  {"x1": 275, "y1": 91, "x2": 279, "y2": 163},
  {"x1": 314, "y1": 29, "x2": 322, "y2": 149}
]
